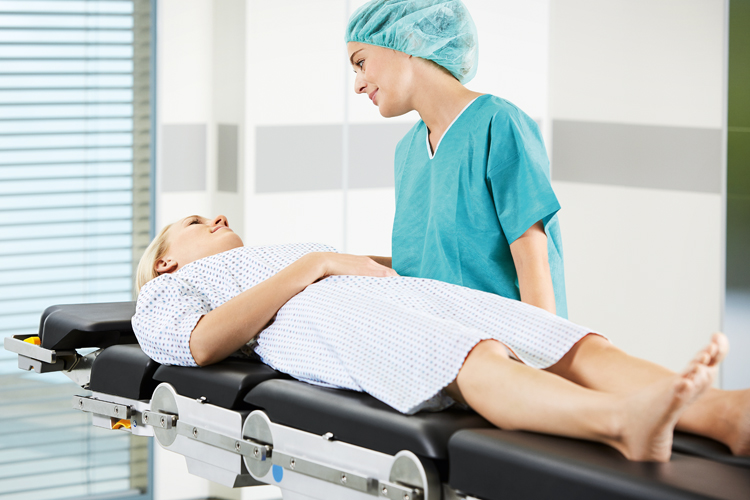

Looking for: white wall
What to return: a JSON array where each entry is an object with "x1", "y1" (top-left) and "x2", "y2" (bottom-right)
[
  {"x1": 549, "y1": 0, "x2": 724, "y2": 129},
  {"x1": 549, "y1": 0, "x2": 726, "y2": 372},
  {"x1": 157, "y1": 0, "x2": 213, "y2": 228},
  {"x1": 243, "y1": 0, "x2": 346, "y2": 251},
  {"x1": 157, "y1": 0, "x2": 245, "y2": 235}
]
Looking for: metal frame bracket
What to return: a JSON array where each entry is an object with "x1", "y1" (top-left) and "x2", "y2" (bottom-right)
[
  {"x1": 142, "y1": 410, "x2": 177, "y2": 430},
  {"x1": 5, "y1": 335, "x2": 77, "y2": 373},
  {"x1": 175, "y1": 421, "x2": 272, "y2": 461},
  {"x1": 271, "y1": 450, "x2": 423, "y2": 500},
  {"x1": 73, "y1": 395, "x2": 132, "y2": 419}
]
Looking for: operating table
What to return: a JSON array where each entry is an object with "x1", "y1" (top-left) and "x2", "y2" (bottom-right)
[{"x1": 4, "y1": 302, "x2": 750, "y2": 500}]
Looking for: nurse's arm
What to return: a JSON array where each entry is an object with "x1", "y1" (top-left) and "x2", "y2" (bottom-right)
[{"x1": 509, "y1": 221, "x2": 556, "y2": 315}]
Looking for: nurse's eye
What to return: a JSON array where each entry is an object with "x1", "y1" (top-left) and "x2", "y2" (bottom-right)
[{"x1": 356, "y1": 59, "x2": 364, "y2": 70}]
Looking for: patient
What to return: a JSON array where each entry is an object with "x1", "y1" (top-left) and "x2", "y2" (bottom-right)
[{"x1": 132, "y1": 214, "x2": 750, "y2": 463}]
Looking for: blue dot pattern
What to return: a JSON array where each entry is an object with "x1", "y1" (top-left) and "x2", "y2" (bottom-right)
[{"x1": 132, "y1": 244, "x2": 597, "y2": 414}]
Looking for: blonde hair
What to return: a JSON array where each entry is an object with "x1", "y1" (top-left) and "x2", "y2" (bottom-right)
[{"x1": 135, "y1": 222, "x2": 174, "y2": 292}]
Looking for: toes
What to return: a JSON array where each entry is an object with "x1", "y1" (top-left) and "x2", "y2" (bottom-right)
[
  {"x1": 682, "y1": 361, "x2": 701, "y2": 378},
  {"x1": 691, "y1": 333, "x2": 730, "y2": 370},
  {"x1": 689, "y1": 365, "x2": 713, "y2": 395},
  {"x1": 679, "y1": 364, "x2": 712, "y2": 398},
  {"x1": 710, "y1": 332, "x2": 730, "y2": 365},
  {"x1": 674, "y1": 376, "x2": 692, "y2": 398},
  {"x1": 693, "y1": 350, "x2": 710, "y2": 366},
  {"x1": 707, "y1": 342, "x2": 718, "y2": 361}
]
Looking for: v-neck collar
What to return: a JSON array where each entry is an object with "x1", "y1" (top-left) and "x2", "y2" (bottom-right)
[{"x1": 425, "y1": 96, "x2": 481, "y2": 160}]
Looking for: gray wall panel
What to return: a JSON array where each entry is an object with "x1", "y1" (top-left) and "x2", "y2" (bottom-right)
[
  {"x1": 348, "y1": 123, "x2": 414, "y2": 189},
  {"x1": 551, "y1": 120, "x2": 722, "y2": 193},
  {"x1": 161, "y1": 123, "x2": 206, "y2": 192},
  {"x1": 256, "y1": 125, "x2": 342, "y2": 192},
  {"x1": 217, "y1": 123, "x2": 238, "y2": 192}
]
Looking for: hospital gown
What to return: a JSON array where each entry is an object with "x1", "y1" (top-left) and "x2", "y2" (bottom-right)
[{"x1": 132, "y1": 244, "x2": 594, "y2": 414}]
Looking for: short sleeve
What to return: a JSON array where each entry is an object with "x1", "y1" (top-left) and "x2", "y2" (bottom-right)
[
  {"x1": 486, "y1": 110, "x2": 561, "y2": 244},
  {"x1": 131, "y1": 275, "x2": 211, "y2": 366}
]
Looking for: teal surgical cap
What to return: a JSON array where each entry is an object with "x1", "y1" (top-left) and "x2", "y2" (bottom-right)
[{"x1": 346, "y1": 0, "x2": 478, "y2": 84}]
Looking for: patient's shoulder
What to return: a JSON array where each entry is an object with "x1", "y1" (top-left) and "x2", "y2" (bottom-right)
[{"x1": 137, "y1": 273, "x2": 201, "y2": 305}]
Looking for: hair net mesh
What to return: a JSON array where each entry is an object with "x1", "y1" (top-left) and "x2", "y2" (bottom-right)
[{"x1": 346, "y1": 0, "x2": 478, "y2": 84}]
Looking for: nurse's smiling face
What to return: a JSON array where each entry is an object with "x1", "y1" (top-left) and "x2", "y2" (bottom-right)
[
  {"x1": 348, "y1": 42, "x2": 415, "y2": 117},
  {"x1": 156, "y1": 215, "x2": 243, "y2": 274}
]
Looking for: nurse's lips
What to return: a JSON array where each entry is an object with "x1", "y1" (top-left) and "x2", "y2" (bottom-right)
[{"x1": 368, "y1": 89, "x2": 378, "y2": 103}]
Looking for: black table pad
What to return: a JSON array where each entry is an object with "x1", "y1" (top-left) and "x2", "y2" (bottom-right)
[
  {"x1": 90, "y1": 344, "x2": 161, "y2": 400},
  {"x1": 244, "y1": 379, "x2": 493, "y2": 460},
  {"x1": 448, "y1": 429, "x2": 750, "y2": 500},
  {"x1": 154, "y1": 358, "x2": 283, "y2": 410},
  {"x1": 673, "y1": 431, "x2": 750, "y2": 469},
  {"x1": 39, "y1": 302, "x2": 137, "y2": 350}
]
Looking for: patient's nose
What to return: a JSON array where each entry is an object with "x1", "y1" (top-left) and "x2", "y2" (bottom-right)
[{"x1": 213, "y1": 215, "x2": 228, "y2": 227}]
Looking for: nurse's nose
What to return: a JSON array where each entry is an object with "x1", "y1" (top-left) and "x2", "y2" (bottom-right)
[
  {"x1": 212, "y1": 215, "x2": 228, "y2": 227},
  {"x1": 354, "y1": 73, "x2": 367, "y2": 95}
]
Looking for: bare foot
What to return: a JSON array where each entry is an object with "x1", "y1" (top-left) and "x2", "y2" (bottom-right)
[
  {"x1": 692, "y1": 332, "x2": 729, "y2": 376},
  {"x1": 610, "y1": 336, "x2": 723, "y2": 461},
  {"x1": 728, "y1": 389, "x2": 750, "y2": 456},
  {"x1": 672, "y1": 333, "x2": 750, "y2": 456}
]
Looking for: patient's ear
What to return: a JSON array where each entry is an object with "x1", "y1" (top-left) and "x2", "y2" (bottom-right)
[{"x1": 155, "y1": 257, "x2": 178, "y2": 275}]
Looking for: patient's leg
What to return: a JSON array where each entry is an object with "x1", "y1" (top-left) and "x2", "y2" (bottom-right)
[
  {"x1": 445, "y1": 338, "x2": 715, "y2": 461},
  {"x1": 545, "y1": 333, "x2": 750, "y2": 456}
]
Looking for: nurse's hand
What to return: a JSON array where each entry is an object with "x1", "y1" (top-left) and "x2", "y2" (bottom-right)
[{"x1": 310, "y1": 252, "x2": 399, "y2": 279}]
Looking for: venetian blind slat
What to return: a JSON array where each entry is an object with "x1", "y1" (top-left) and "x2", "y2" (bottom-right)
[{"x1": 0, "y1": 1, "x2": 151, "y2": 499}]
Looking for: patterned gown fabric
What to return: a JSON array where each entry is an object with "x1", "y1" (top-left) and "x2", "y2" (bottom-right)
[{"x1": 132, "y1": 245, "x2": 595, "y2": 414}]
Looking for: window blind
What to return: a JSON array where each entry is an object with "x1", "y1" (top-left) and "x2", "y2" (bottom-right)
[{"x1": 0, "y1": 1, "x2": 152, "y2": 499}]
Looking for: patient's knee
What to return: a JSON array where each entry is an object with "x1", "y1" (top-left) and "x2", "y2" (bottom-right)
[
  {"x1": 469, "y1": 339, "x2": 511, "y2": 362},
  {"x1": 546, "y1": 333, "x2": 613, "y2": 376},
  {"x1": 460, "y1": 340, "x2": 511, "y2": 377},
  {"x1": 448, "y1": 340, "x2": 511, "y2": 405}
]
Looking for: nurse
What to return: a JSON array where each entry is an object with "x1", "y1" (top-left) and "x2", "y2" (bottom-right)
[{"x1": 346, "y1": 0, "x2": 567, "y2": 316}]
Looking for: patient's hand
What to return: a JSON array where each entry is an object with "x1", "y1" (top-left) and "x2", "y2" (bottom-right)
[{"x1": 312, "y1": 252, "x2": 399, "y2": 279}]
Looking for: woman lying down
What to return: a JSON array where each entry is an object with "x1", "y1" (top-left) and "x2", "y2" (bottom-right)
[{"x1": 132, "y1": 214, "x2": 750, "y2": 462}]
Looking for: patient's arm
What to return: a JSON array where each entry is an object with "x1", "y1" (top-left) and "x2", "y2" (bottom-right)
[
  {"x1": 366, "y1": 256, "x2": 392, "y2": 268},
  {"x1": 189, "y1": 252, "x2": 395, "y2": 366}
]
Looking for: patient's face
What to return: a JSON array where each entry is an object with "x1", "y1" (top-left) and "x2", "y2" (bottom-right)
[{"x1": 157, "y1": 215, "x2": 243, "y2": 273}]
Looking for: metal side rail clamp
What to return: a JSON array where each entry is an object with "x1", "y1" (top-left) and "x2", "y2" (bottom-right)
[
  {"x1": 174, "y1": 420, "x2": 271, "y2": 460},
  {"x1": 142, "y1": 409, "x2": 178, "y2": 430},
  {"x1": 271, "y1": 450, "x2": 423, "y2": 500},
  {"x1": 73, "y1": 395, "x2": 131, "y2": 419},
  {"x1": 5, "y1": 335, "x2": 76, "y2": 373}
]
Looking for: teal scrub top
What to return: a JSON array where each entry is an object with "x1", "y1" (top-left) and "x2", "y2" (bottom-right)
[{"x1": 392, "y1": 94, "x2": 568, "y2": 318}]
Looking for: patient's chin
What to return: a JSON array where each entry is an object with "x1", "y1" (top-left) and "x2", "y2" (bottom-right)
[{"x1": 218, "y1": 233, "x2": 244, "y2": 252}]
